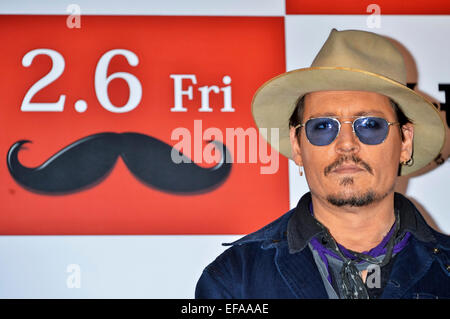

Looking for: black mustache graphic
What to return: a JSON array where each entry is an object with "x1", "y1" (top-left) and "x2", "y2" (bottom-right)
[{"x1": 7, "y1": 132, "x2": 232, "y2": 195}]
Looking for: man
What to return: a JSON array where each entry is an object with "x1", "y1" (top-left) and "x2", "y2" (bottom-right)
[{"x1": 195, "y1": 29, "x2": 449, "y2": 299}]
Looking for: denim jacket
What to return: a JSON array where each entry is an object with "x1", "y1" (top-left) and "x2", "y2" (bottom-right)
[{"x1": 195, "y1": 193, "x2": 450, "y2": 299}]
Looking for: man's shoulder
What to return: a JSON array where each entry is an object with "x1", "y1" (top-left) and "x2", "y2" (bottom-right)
[
  {"x1": 202, "y1": 207, "x2": 295, "y2": 272},
  {"x1": 196, "y1": 208, "x2": 299, "y2": 298},
  {"x1": 222, "y1": 207, "x2": 295, "y2": 248},
  {"x1": 429, "y1": 228, "x2": 450, "y2": 250},
  {"x1": 397, "y1": 192, "x2": 450, "y2": 250}
]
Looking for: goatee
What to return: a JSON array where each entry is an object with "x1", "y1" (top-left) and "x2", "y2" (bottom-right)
[{"x1": 326, "y1": 189, "x2": 389, "y2": 207}]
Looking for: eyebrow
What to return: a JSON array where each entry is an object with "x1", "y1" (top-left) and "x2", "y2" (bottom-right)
[{"x1": 308, "y1": 110, "x2": 386, "y2": 118}]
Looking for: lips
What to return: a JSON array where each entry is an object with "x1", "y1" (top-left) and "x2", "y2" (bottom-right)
[{"x1": 332, "y1": 164, "x2": 364, "y2": 174}]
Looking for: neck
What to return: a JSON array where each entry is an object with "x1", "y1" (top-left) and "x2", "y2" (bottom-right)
[{"x1": 310, "y1": 191, "x2": 396, "y2": 253}]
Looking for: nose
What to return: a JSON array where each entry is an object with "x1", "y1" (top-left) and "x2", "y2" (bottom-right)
[{"x1": 334, "y1": 121, "x2": 360, "y2": 154}]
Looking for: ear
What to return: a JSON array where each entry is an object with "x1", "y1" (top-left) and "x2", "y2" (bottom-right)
[
  {"x1": 399, "y1": 123, "x2": 414, "y2": 163},
  {"x1": 289, "y1": 126, "x2": 304, "y2": 166}
]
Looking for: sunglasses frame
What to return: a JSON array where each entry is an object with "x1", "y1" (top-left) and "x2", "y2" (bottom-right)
[{"x1": 294, "y1": 116, "x2": 400, "y2": 146}]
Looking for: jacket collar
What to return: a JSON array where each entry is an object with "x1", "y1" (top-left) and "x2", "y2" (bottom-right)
[
  {"x1": 395, "y1": 192, "x2": 437, "y2": 243},
  {"x1": 287, "y1": 192, "x2": 323, "y2": 253}
]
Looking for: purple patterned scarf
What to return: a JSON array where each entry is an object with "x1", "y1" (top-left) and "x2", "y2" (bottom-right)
[{"x1": 308, "y1": 201, "x2": 411, "y2": 298}]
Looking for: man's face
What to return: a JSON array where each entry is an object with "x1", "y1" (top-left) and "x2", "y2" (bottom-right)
[{"x1": 289, "y1": 90, "x2": 414, "y2": 207}]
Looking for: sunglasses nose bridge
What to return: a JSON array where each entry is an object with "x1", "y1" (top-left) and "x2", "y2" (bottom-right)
[
  {"x1": 340, "y1": 120, "x2": 356, "y2": 133},
  {"x1": 334, "y1": 119, "x2": 360, "y2": 149}
]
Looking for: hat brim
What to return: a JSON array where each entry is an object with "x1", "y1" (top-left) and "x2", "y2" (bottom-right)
[{"x1": 251, "y1": 66, "x2": 446, "y2": 176}]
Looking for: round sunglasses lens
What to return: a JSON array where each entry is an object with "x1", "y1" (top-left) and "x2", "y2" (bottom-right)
[
  {"x1": 354, "y1": 117, "x2": 389, "y2": 145},
  {"x1": 305, "y1": 118, "x2": 339, "y2": 146}
]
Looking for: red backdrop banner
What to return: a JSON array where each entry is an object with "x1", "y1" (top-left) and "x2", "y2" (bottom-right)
[{"x1": 0, "y1": 15, "x2": 289, "y2": 235}]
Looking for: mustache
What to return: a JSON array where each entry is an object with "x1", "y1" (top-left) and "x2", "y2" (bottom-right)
[
  {"x1": 7, "y1": 132, "x2": 232, "y2": 195},
  {"x1": 324, "y1": 154, "x2": 373, "y2": 176}
]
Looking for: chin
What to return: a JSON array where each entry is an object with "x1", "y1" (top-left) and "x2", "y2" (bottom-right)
[{"x1": 325, "y1": 181, "x2": 395, "y2": 207}]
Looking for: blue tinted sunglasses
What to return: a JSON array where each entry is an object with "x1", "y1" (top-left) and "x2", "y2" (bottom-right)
[{"x1": 294, "y1": 116, "x2": 399, "y2": 146}]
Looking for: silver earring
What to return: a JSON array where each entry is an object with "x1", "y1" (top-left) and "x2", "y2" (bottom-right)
[
  {"x1": 299, "y1": 166, "x2": 303, "y2": 176},
  {"x1": 401, "y1": 157, "x2": 414, "y2": 167}
]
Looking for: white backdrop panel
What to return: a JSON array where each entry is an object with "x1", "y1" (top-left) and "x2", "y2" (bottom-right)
[{"x1": 0, "y1": 235, "x2": 241, "y2": 298}]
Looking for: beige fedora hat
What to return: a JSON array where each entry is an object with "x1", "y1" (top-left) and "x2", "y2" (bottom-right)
[{"x1": 252, "y1": 28, "x2": 446, "y2": 176}]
